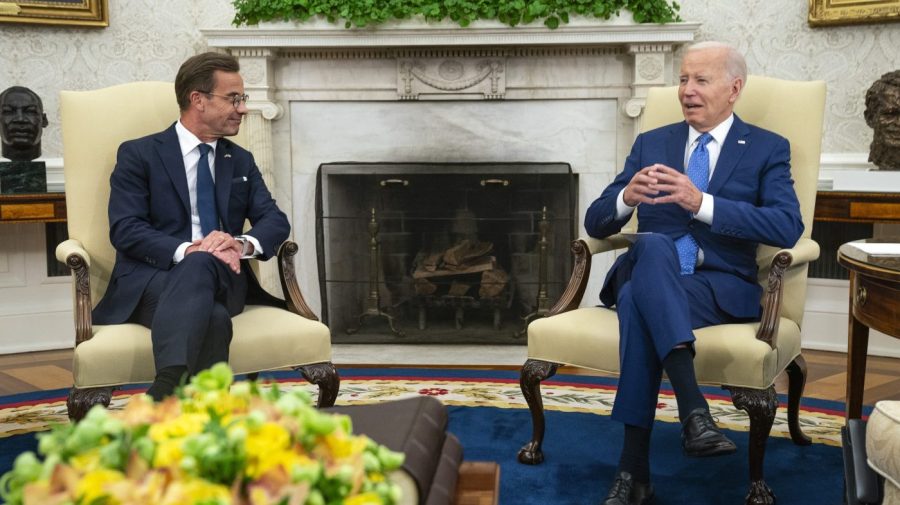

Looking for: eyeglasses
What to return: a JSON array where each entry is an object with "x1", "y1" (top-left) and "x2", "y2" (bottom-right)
[{"x1": 203, "y1": 92, "x2": 249, "y2": 108}]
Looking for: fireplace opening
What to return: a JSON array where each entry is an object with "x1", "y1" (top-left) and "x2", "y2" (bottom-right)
[{"x1": 316, "y1": 163, "x2": 576, "y2": 344}]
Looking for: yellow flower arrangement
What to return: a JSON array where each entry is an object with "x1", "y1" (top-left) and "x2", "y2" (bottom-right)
[{"x1": 0, "y1": 363, "x2": 405, "y2": 505}]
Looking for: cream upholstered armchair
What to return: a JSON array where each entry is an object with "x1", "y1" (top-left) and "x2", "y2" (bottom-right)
[
  {"x1": 57, "y1": 82, "x2": 338, "y2": 420},
  {"x1": 517, "y1": 76, "x2": 826, "y2": 505}
]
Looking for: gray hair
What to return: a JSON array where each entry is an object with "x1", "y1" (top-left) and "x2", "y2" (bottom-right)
[{"x1": 685, "y1": 41, "x2": 747, "y2": 83}]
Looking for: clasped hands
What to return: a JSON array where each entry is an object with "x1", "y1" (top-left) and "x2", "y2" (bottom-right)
[
  {"x1": 185, "y1": 230, "x2": 243, "y2": 274},
  {"x1": 623, "y1": 164, "x2": 704, "y2": 214}
]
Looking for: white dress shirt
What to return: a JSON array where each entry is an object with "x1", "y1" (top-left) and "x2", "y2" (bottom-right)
[{"x1": 172, "y1": 121, "x2": 261, "y2": 263}]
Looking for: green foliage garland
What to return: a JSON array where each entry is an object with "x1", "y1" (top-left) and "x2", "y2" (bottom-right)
[{"x1": 232, "y1": 0, "x2": 681, "y2": 30}]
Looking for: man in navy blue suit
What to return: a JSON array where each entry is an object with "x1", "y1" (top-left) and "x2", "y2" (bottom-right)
[
  {"x1": 586, "y1": 42, "x2": 804, "y2": 505},
  {"x1": 92, "y1": 52, "x2": 290, "y2": 400}
]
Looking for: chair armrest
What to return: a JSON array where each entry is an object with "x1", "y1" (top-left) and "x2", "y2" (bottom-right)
[
  {"x1": 56, "y1": 238, "x2": 90, "y2": 267},
  {"x1": 56, "y1": 239, "x2": 94, "y2": 345},
  {"x1": 547, "y1": 236, "x2": 629, "y2": 315},
  {"x1": 277, "y1": 240, "x2": 319, "y2": 321},
  {"x1": 583, "y1": 234, "x2": 632, "y2": 255},
  {"x1": 756, "y1": 237, "x2": 820, "y2": 270},
  {"x1": 755, "y1": 238, "x2": 820, "y2": 348}
]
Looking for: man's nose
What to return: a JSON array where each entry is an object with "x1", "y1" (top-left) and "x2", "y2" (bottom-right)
[{"x1": 10, "y1": 109, "x2": 30, "y2": 122}]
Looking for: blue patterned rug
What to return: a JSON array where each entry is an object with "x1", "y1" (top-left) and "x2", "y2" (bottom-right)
[{"x1": 0, "y1": 368, "x2": 849, "y2": 504}]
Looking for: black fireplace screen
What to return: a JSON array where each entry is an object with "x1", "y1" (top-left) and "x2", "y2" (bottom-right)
[{"x1": 316, "y1": 162, "x2": 576, "y2": 344}]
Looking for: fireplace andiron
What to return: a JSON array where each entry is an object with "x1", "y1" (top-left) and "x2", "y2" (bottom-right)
[
  {"x1": 345, "y1": 208, "x2": 405, "y2": 337},
  {"x1": 515, "y1": 206, "x2": 551, "y2": 337}
]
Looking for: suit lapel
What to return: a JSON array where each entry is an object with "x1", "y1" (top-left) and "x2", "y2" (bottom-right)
[
  {"x1": 667, "y1": 123, "x2": 689, "y2": 173},
  {"x1": 214, "y1": 139, "x2": 235, "y2": 232},
  {"x1": 708, "y1": 115, "x2": 751, "y2": 195},
  {"x1": 156, "y1": 124, "x2": 191, "y2": 215}
]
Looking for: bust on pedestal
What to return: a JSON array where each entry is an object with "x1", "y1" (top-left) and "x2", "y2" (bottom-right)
[
  {"x1": 0, "y1": 86, "x2": 49, "y2": 194},
  {"x1": 865, "y1": 70, "x2": 900, "y2": 171}
]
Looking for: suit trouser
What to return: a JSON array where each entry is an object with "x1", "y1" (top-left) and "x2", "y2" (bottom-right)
[
  {"x1": 128, "y1": 252, "x2": 248, "y2": 374},
  {"x1": 607, "y1": 234, "x2": 738, "y2": 429}
]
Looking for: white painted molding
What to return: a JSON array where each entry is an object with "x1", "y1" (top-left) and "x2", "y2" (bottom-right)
[
  {"x1": 202, "y1": 19, "x2": 701, "y2": 49},
  {"x1": 820, "y1": 152, "x2": 874, "y2": 171},
  {"x1": 817, "y1": 152, "x2": 900, "y2": 192},
  {"x1": 45, "y1": 157, "x2": 64, "y2": 192}
]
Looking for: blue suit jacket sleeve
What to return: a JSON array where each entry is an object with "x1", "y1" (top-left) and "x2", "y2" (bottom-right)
[
  {"x1": 584, "y1": 133, "x2": 645, "y2": 239},
  {"x1": 107, "y1": 139, "x2": 188, "y2": 269},
  {"x1": 709, "y1": 135, "x2": 803, "y2": 248}
]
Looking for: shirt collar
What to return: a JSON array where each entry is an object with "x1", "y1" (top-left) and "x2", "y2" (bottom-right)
[
  {"x1": 175, "y1": 120, "x2": 218, "y2": 157},
  {"x1": 687, "y1": 113, "x2": 734, "y2": 148}
]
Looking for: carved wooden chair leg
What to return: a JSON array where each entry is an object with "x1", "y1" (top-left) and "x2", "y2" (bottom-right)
[
  {"x1": 296, "y1": 362, "x2": 340, "y2": 408},
  {"x1": 727, "y1": 385, "x2": 778, "y2": 505},
  {"x1": 517, "y1": 358, "x2": 559, "y2": 465},
  {"x1": 785, "y1": 355, "x2": 811, "y2": 446},
  {"x1": 67, "y1": 386, "x2": 115, "y2": 421}
]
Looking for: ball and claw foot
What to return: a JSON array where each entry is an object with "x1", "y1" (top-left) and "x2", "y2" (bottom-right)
[
  {"x1": 745, "y1": 480, "x2": 775, "y2": 505},
  {"x1": 517, "y1": 441, "x2": 544, "y2": 465}
]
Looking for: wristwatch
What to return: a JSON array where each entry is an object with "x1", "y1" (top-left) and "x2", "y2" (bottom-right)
[{"x1": 235, "y1": 237, "x2": 253, "y2": 257}]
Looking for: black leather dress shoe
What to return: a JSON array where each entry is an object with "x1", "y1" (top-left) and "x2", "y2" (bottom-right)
[
  {"x1": 682, "y1": 408, "x2": 737, "y2": 457},
  {"x1": 602, "y1": 471, "x2": 654, "y2": 505}
]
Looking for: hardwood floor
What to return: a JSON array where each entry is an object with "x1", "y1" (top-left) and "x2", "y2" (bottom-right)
[{"x1": 0, "y1": 348, "x2": 898, "y2": 408}]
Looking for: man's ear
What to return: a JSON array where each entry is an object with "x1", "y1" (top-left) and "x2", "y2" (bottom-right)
[
  {"x1": 189, "y1": 91, "x2": 205, "y2": 111},
  {"x1": 729, "y1": 78, "x2": 744, "y2": 104},
  {"x1": 40, "y1": 113, "x2": 48, "y2": 128}
]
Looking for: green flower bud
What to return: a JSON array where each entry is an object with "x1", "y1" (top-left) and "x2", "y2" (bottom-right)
[
  {"x1": 362, "y1": 451, "x2": 380, "y2": 472},
  {"x1": 133, "y1": 437, "x2": 155, "y2": 464},
  {"x1": 290, "y1": 462, "x2": 321, "y2": 484},
  {"x1": 305, "y1": 489, "x2": 325, "y2": 505},
  {"x1": 304, "y1": 412, "x2": 337, "y2": 435},
  {"x1": 376, "y1": 446, "x2": 405, "y2": 471}
]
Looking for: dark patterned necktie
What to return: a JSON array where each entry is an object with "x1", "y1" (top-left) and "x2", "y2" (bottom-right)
[{"x1": 196, "y1": 143, "x2": 218, "y2": 236}]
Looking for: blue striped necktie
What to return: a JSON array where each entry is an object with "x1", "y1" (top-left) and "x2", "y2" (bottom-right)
[
  {"x1": 674, "y1": 132, "x2": 712, "y2": 275},
  {"x1": 196, "y1": 143, "x2": 218, "y2": 236}
]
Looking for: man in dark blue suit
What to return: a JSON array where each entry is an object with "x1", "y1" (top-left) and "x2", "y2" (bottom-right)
[
  {"x1": 92, "y1": 52, "x2": 290, "y2": 400},
  {"x1": 586, "y1": 42, "x2": 804, "y2": 505}
]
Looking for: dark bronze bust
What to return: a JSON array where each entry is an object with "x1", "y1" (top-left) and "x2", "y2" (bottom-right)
[
  {"x1": 864, "y1": 70, "x2": 900, "y2": 171},
  {"x1": 1, "y1": 86, "x2": 48, "y2": 162},
  {"x1": 0, "y1": 86, "x2": 49, "y2": 193}
]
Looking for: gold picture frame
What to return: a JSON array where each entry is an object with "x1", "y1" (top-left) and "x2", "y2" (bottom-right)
[
  {"x1": 0, "y1": 0, "x2": 108, "y2": 27},
  {"x1": 809, "y1": 0, "x2": 900, "y2": 26}
]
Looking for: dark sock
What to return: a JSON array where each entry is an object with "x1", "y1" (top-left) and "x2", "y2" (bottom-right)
[
  {"x1": 146, "y1": 365, "x2": 187, "y2": 401},
  {"x1": 663, "y1": 346, "x2": 708, "y2": 422},
  {"x1": 616, "y1": 424, "x2": 651, "y2": 484}
]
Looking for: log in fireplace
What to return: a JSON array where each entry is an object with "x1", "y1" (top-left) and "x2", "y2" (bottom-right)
[{"x1": 317, "y1": 162, "x2": 575, "y2": 344}]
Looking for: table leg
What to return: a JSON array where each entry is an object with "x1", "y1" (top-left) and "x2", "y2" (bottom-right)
[{"x1": 845, "y1": 271, "x2": 870, "y2": 420}]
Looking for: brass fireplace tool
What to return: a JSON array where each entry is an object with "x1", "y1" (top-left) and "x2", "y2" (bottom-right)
[
  {"x1": 515, "y1": 206, "x2": 551, "y2": 338},
  {"x1": 346, "y1": 208, "x2": 405, "y2": 337}
]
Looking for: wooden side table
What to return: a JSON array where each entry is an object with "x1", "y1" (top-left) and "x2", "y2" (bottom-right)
[
  {"x1": 837, "y1": 238, "x2": 900, "y2": 419},
  {"x1": 0, "y1": 192, "x2": 67, "y2": 223},
  {"x1": 815, "y1": 191, "x2": 900, "y2": 223}
]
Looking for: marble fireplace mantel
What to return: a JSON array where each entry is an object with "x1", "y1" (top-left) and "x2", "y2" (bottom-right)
[
  {"x1": 204, "y1": 18, "x2": 699, "y2": 117},
  {"x1": 201, "y1": 19, "x2": 699, "y2": 314}
]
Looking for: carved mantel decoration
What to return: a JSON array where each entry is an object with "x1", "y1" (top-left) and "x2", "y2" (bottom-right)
[{"x1": 398, "y1": 56, "x2": 506, "y2": 100}]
